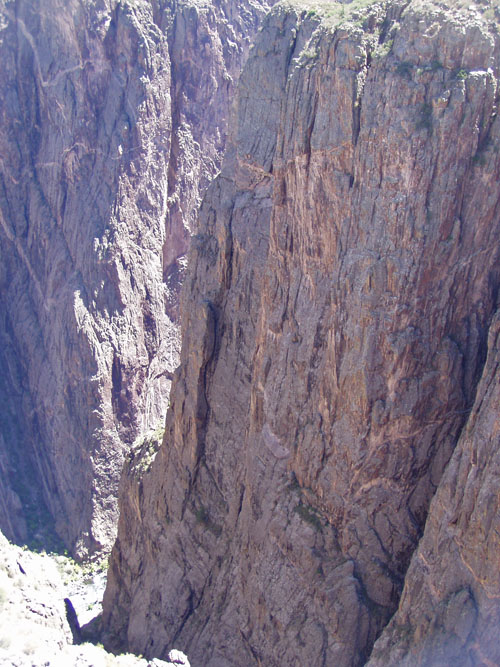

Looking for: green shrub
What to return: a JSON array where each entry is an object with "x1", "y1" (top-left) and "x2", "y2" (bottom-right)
[
  {"x1": 195, "y1": 506, "x2": 209, "y2": 525},
  {"x1": 195, "y1": 505, "x2": 222, "y2": 537},
  {"x1": 294, "y1": 503, "x2": 322, "y2": 531}
]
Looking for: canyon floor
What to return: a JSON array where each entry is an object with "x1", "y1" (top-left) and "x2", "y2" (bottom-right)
[{"x1": 0, "y1": 530, "x2": 190, "y2": 667}]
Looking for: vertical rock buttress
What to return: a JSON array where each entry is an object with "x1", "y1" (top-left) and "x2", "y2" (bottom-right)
[
  {"x1": 103, "y1": 1, "x2": 500, "y2": 664},
  {"x1": 0, "y1": 0, "x2": 272, "y2": 556}
]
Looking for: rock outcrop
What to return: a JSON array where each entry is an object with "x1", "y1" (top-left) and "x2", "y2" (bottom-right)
[
  {"x1": 0, "y1": 0, "x2": 272, "y2": 556},
  {"x1": 102, "y1": 0, "x2": 500, "y2": 664}
]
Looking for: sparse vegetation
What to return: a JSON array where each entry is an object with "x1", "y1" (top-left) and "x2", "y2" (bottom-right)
[
  {"x1": 396, "y1": 61, "x2": 413, "y2": 78},
  {"x1": 375, "y1": 38, "x2": 393, "y2": 58},
  {"x1": 472, "y1": 151, "x2": 487, "y2": 166},
  {"x1": 128, "y1": 420, "x2": 165, "y2": 478},
  {"x1": 287, "y1": 472, "x2": 301, "y2": 492},
  {"x1": 195, "y1": 505, "x2": 210, "y2": 524},
  {"x1": 195, "y1": 504, "x2": 222, "y2": 537},
  {"x1": 54, "y1": 551, "x2": 108, "y2": 586},
  {"x1": 299, "y1": 45, "x2": 320, "y2": 61},
  {"x1": 294, "y1": 502, "x2": 322, "y2": 531},
  {"x1": 291, "y1": 0, "x2": 385, "y2": 31}
]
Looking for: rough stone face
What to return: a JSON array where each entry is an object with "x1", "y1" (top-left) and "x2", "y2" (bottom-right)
[
  {"x1": 162, "y1": 0, "x2": 274, "y2": 319},
  {"x1": 0, "y1": 0, "x2": 272, "y2": 556},
  {"x1": 102, "y1": 0, "x2": 500, "y2": 664},
  {"x1": 0, "y1": 0, "x2": 174, "y2": 557},
  {"x1": 367, "y1": 309, "x2": 500, "y2": 666}
]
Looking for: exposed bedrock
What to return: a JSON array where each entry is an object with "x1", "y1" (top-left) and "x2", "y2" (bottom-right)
[
  {"x1": 102, "y1": 0, "x2": 500, "y2": 664},
  {"x1": 0, "y1": 0, "x2": 272, "y2": 556},
  {"x1": 367, "y1": 308, "x2": 500, "y2": 665}
]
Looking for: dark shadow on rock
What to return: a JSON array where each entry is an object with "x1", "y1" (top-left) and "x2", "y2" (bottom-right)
[
  {"x1": 80, "y1": 612, "x2": 103, "y2": 645},
  {"x1": 64, "y1": 597, "x2": 82, "y2": 645}
]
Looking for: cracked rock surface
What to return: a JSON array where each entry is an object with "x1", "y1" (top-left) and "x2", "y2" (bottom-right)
[
  {"x1": 0, "y1": 0, "x2": 273, "y2": 557},
  {"x1": 102, "y1": 0, "x2": 500, "y2": 664}
]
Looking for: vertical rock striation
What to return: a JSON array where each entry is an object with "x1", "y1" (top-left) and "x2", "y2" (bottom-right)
[
  {"x1": 367, "y1": 311, "x2": 500, "y2": 666},
  {"x1": 0, "y1": 0, "x2": 174, "y2": 556},
  {"x1": 162, "y1": 0, "x2": 273, "y2": 319},
  {"x1": 0, "y1": 0, "x2": 272, "y2": 556},
  {"x1": 103, "y1": 0, "x2": 500, "y2": 664}
]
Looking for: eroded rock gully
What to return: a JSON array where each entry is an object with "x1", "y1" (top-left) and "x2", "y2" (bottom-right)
[
  {"x1": 102, "y1": 0, "x2": 500, "y2": 664},
  {"x1": 0, "y1": 0, "x2": 272, "y2": 556}
]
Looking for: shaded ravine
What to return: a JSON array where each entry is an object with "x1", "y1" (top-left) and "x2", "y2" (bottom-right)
[{"x1": 0, "y1": 0, "x2": 274, "y2": 557}]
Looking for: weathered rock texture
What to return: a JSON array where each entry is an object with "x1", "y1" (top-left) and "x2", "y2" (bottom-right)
[
  {"x1": 103, "y1": 0, "x2": 500, "y2": 664},
  {"x1": 0, "y1": 0, "x2": 272, "y2": 556},
  {"x1": 367, "y1": 311, "x2": 500, "y2": 666}
]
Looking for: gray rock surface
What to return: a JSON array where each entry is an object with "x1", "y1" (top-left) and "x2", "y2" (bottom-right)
[
  {"x1": 0, "y1": 0, "x2": 273, "y2": 557},
  {"x1": 367, "y1": 310, "x2": 500, "y2": 666},
  {"x1": 102, "y1": 0, "x2": 500, "y2": 664}
]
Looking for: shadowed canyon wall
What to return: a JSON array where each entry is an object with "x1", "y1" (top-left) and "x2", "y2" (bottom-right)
[
  {"x1": 102, "y1": 0, "x2": 500, "y2": 664},
  {"x1": 0, "y1": 0, "x2": 273, "y2": 556}
]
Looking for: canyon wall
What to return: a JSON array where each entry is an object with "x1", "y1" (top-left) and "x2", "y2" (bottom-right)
[
  {"x1": 367, "y1": 312, "x2": 500, "y2": 665},
  {"x1": 102, "y1": 0, "x2": 500, "y2": 664},
  {"x1": 0, "y1": 0, "x2": 271, "y2": 556}
]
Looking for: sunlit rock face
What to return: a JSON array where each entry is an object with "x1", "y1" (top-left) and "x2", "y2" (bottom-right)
[
  {"x1": 0, "y1": 0, "x2": 273, "y2": 556},
  {"x1": 102, "y1": 0, "x2": 500, "y2": 664}
]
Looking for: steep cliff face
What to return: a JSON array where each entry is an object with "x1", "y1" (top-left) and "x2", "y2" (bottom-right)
[
  {"x1": 0, "y1": 0, "x2": 271, "y2": 556},
  {"x1": 367, "y1": 311, "x2": 500, "y2": 665},
  {"x1": 102, "y1": 0, "x2": 500, "y2": 664},
  {"x1": 162, "y1": 0, "x2": 272, "y2": 318},
  {"x1": 0, "y1": 0, "x2": 174, "y2": 556}
]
